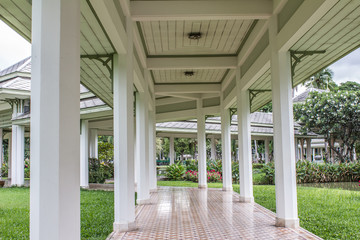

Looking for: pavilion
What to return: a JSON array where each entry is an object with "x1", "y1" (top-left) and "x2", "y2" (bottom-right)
[{"x1": 0, "y1": 0, "x2": 359, "y2": 239}]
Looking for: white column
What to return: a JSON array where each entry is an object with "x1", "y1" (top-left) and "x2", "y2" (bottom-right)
[
  {"x1": 80, "y1": 120, "x2": 89, "y2": 188},
  {"x1": 136, "y1": 91, "x2": 150, "y2": 205},
  {"x1": 299, "y1": 139, "x2": 305, "y2": 160},
  {"x1": 11, "y1": 126, "x2": 17, "y2": 185},
  {"x1": 8, "y1": 134, "x2": 12, "y2": 180},
  {"x1": 169, "y1": 136, "x2": 175, "y2": 164},
  {"x1": 221, "y1": 106, "x2": 232, "y2": 191},
  {"x1": 89, "y1": 129, "x2": 98, "y2": 159},
  {"x1": 236, "y1": 68, "x2": 254, "y2": 203},
  {"x1": 269, "y1": 16, "x2": 299, "y2": 228},
  {"x1": 0, "y1": 128, "x2": 3, "y2": 178},
  {"x1": 294, "y1": 138, "x2": 299, "y2": 161},
  {"x1": 264, "y1": 139, "x2": 270, "y2": 164},
  {"x1": 149, "y1": 108, "x2": 157, "y2": 191},
  {"x1": 210, "y1": 136, "x2": 216, "y2": 160},
  {"x1": 254, "y1": 140, "x2": 259, "y2": 162},
  {"x1": 30, "y1": 0, "x2": 81, "y2": 239},
  {"x1": 306, "y1": 139, "x2": 312, "y2": 162},
  {"x1": 197, "y1": 99, "x2": 207, "y2": 188},
  {"x1": 16, "y1": 125, "x2": 25, "y2": 186},
  {"x1": 113, "y1": 16, "x2": 136, "y2": 231}
]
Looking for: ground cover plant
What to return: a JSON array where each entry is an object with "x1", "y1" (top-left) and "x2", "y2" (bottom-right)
[
  {"x1": 157, "y1": 181, "x2": 360, "y2": 240},
  {"x1": 0, "y1": 188, "x2": 114, "y2": 240}
]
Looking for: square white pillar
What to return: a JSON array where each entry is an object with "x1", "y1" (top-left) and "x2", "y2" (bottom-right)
[
  {"x1": 16, "y1": 125, "x2": 25, "y2": 186},
  {"x1": 197, "y1": 99, "x2": 207, "y2": 188},
  {"x1": 89, "y1": 129, "x2": 98, "y2": 159},
  {"x1": 148, "y1": 109, "x2": 157, "y2": 192},
  {"x1": 221, "y1": 106, "x2": 232, "y2": 191},
  {"x1": 210, "y1": 136, "x2": 216, "y2": 160},
  {"x1": 265, "y1": 139, "x2": 270, "y2": 164},
  {"x1": 236, "y1": 71, "x2": 254, "y2": 203},
  {"x1": 169, "y1": 136, "x2": 175, "y2": 164},
  {"x1": 135, "y1": 91, "x2": 150, "y2": 205},
  {"x1": 30, "y1": 0, "x2": 81, "y2": 239},
  {"x1": 269, "y1": 16, "x2": 299, "y2": 228},
  {"x1": 306, "y1": 139, "x2": 312, "y2": 162},
  {"x1": 113, "y1": 24, "x2": 136, "y2": 232},
  {"x1": 80, "y1": 120, "x2": 89, "y2": 188},
  {"x1": 0, "y1": 128, "x2": 3, "y2": 178},
  {"x1": 11, "y1": 125, "x2": 18, "y2": 185}
]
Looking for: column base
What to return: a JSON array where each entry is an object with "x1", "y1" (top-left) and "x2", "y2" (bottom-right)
[
  {"x1": 198, "y1": 184, "x2": 207, "y2": 189},
  {"x1": 222, "y1": 186, "x2": 233, "y2": 191},
  {"x1": 136, "y1": 198, "x2": 151, "y2": 205},
  {"x1": 113, "y1": 221, "x2": 137, "y2": 232},
  {"x1": 80, "y1": 186, "x2": 89, "y2": 189},
  {"x1": 275, "y1": 217, "x2": 299, "y2": 228},
  {"x1": 150, "y1": 188, "x2": 158, "y2": 193},
  {"x1": 239, "y1": 196, "x2": 254, "y2": 203}
]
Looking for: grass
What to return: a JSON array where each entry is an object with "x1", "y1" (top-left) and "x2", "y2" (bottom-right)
[
  {"x1": 158, "y1": 181, "x2": 360, "y2": 240},
  {"x1": 0, "y1": 188, "x2": 115, "y2": 240},
  {"x1": 1, "y1": 182, "x2": 359, "y2": 239}
]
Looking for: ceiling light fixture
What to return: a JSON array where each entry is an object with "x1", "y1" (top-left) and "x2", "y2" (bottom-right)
[
  {"x1": 184, "y1": 71, "x2": 195, "y2": 77},
  {"x1": 188, "y1": 32, "x2": 202, "y2": 40}
]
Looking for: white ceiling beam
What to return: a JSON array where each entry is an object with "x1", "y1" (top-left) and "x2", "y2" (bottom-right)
[
  {"x1": 147, "y1": 57, "x2": 237, "y2": 70},
  {"x1": 156, "y1": 105, "x2": 220, "y2": 122},
  {"x1": 237, "y1": 20, "x2": 269, "y2": 67},
  {"x1": 157, "y1": 93, "x2": 202, "y2": 100},
  {"x1": 130, "y1": 0, "x2": 273, "y2": 21},
  {"x1": 156, "y1": 97, "x2": 192, "y2": 106},
  {"x1": 155, "y1": 83, "x2": 221, "y2": 94},
  {"x1": 221, "y1": 69, "x2": 236, "y2": 91},
  {"x1": 277, "y1": 0, "x2": 338, "y2": 52},
  {"x1": 273, "y1": 0, "x2": 288, "y2": 14},
  {"x1": 133, "y1": 59, "x2": 145, "y2": 92},
  {"x1": 90, "y1": 0, "x2": 127, "y2": 54}
]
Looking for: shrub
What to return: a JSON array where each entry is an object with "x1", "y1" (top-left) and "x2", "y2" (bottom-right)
[
  {"x1": 1, "y1": 161, "x2": 8, "y2": 178},
  {"x1": 253, "y1": 163, "x2": 264, "y2": 169},
  {"x1": 232, "y1": 161, "x2": 239, "y2": 182},
  {"x1": 184, "y1": 170, "x2": 198, "y2": 182},
  {"x1": 89, "y1": 158, "x2": 113, "y2": 183},
  {"x1": 207, "y1": 170, "x2": 222, "y2": 182},
  {"x1": 183, "y1": 170, "x2": 222, "y2": 183},
  {"x1": 261, "y1": 162, "x2": 275, "y2": 184},
  {"x1": 24, "y1": 159, "x2": 30, "y2": 178},
  {"x1": 184, "y1": 159, "x2": 198, "y2": 171},
  {"x1": 165, "y1": 163, "x2": 186, "y2": 180},
  {"x1": 207, "y1": 159, "x2": 222, "y2": 172}
]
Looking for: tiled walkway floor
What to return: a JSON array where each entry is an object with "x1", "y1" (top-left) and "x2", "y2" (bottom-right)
[{"x1": 110, "y1": 187, "x2": 321, "y2": 240}]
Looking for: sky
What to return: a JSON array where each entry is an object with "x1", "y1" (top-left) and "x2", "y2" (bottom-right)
[{"x1": 0, "y1": 20, "x2": 360, "y2": 84}]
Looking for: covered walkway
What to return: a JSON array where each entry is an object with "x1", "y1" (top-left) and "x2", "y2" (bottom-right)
[{"x1": 109, "y1": 187, "x2": 320, "y2": 240}]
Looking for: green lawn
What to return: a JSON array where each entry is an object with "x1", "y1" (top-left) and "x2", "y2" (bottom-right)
[
  {"x1": 158, "y1": 181, "x2": 360, "y2": 240},
  {"x1": 1, "y1": 183, "x2": 360, "y2": 239},
  {"x1": 0, "y1": 188, "x2": 114, "y2": 240}
]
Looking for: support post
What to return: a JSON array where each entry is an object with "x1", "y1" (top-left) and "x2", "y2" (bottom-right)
[
  {"x1": 264, "y1": 139, "x2": 270, "y2": 164},
  {"x1": 80, "y1": 120, "x2": 89, "y2": 188},
  {"x1": 136, "y1": 91, "x2": 150, "y2": 205},
  {"x1": 30, "y1": 0, "x2": 81, "y2": 238},
  {"x1": 89, "y1": 129, "x2": 98, "y2": 159},
  {"x1": 8, "y1": 134, "x2": 12, "y2": 180},
  {"x1": 0, "y1": 128, "x2": 2, "y2": 178},
  {"x1": 236, "y1": 68, "x2": 254, "y2": 203},
  {"x1": 221, "y1": 104, "x2": 232, "y2": 191},
  {"x1": 210, "y1": 136, "x2": 216, "y2": 160},
  {"x1": 113, "y1": 16, "x2": 136, "y2": 231},
  {"x1": 269, "y1": 15, "x2": 299, "y2": 228},
  {"x1": 149, "y1": 108, "x2": 157, "y2": 192},
  {"x1": 169, "y1": 136, "x2": 175, "y2": 164},
  {"x1": 197, "y1": 99, "x2": 207, "y2": 189},
  {"x1": 306, "y1": 138, "x2": 312, "y2": 162},
  {"x1": 294, "y1": 138, "x2": 299, "y2": 161}
]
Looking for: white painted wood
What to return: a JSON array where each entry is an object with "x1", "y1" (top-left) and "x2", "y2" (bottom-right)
[
  {"x1": 269, "y1": 16, "x2": 299, "y2": 229},
  {"x1": 156, "y1": 105, "x2": 220, "y2": 122},
  {"x1": 155, "y1": 83, "x2": 220, "y2": 94},
  {"x1": 130, "y1": 1, "x2": 273, "y2": 21},
  {"x1": 221, "y1": 104, "x2": 232, "y2": 191},
  {"x1": 136, "y1": 91, "x2": 150, "y2": 204},
  {"x1": 236, "y1": 68, "x2": 254, "y2": 203},
  {"x1": 11, "y1": 125, "x2": 25, "y2": 186},
  {"x1": 112, "y1": 17, "x2": 136, "y2": 231},
  {"x1": 156, "y1": 97, "x2": 192, "y2": 106},
  {"x1": 148, "y1": 108, "x2": 158, "y2": 191},
  {"x1": 210, "y1": 136, "x2": 216, "y2": 160},
  {"x1": 7, "y1": 134, "x2": 12, "y2": 180},
  {"x1": 197, "y1": 99, "x2": 207, "y2": 188},
  {"x1": 169, "y1": 136, "x2": 175, "y2": 165},
  {"x1": 306, "y1": 139, "x2": 312, "y2": 162},
  {"x1": 10, "y1": 125, "x2": 17, "y2": 185},
  {"x1": 30, "y1": 0, "x2": 81, "y2": 239},
  {"x1": 265, "y1": 138, "x2": 270, "y2": 163},
  {"x1": 80, "y1": 120, "x2": 89, "y2": 188},
  {"x1": 89, "y1": 129, "x2": 98, "y2": 159},
  {"x1": 147, "y1": 57, "x2": 237, "y2": 70}
]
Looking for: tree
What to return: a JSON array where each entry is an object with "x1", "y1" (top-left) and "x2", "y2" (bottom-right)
[
  {"x1": 259, "y1": 102, "x2": 272, "y2": 112},
  {"x1": 305, "y1": 68, "x2": 337, "y2": 90},
  {"x1": 334, "y1": 81, "x2": 360, "y2": 92},
  {"x1": 294, "y1": 91, "x2": 360, "y2": 162}
]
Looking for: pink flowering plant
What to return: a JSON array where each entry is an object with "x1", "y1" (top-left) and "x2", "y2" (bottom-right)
[{"x1": 183, "y1": 169, "x2": 222, "y2": 183}]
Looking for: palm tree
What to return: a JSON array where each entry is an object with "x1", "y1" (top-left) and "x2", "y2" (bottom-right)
[{"x1": 305, "y1": 68, "x2": 337, "y2": 90}]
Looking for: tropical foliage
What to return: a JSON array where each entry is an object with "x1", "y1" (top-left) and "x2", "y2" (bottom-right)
[
  {"x1": 305, "y1": 68, "x2": 337, "y2": 90},
  {"x1": 294, "y1": 90, "x2": 360, "y2": 162}
]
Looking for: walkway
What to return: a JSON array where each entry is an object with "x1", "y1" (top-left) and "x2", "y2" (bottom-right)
[{"x1": 109, "y1": 187, "x2": 321, "y2": 240}]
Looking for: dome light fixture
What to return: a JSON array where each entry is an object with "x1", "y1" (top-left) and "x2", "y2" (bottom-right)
[
  {"x1": 184, "y1": 71, "x2": 195, "y2": 77},
  {"x1": 188, "y1": 32, "x2": 202, "y2": 40}
]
